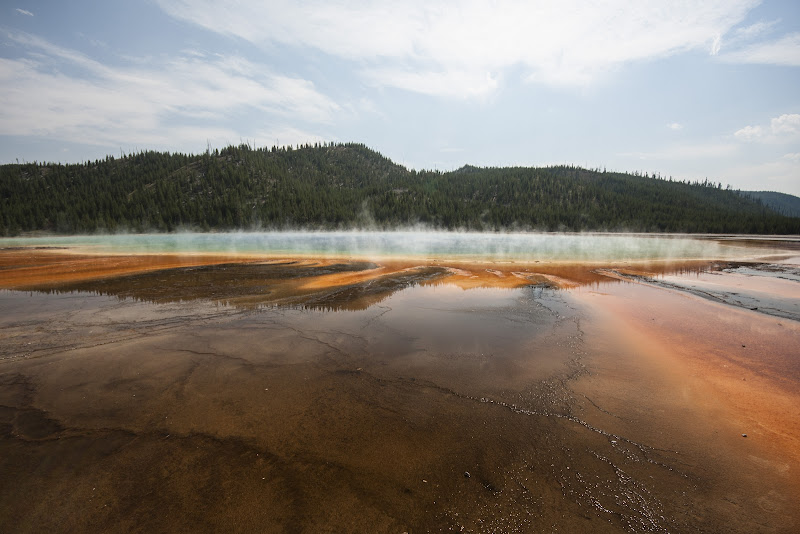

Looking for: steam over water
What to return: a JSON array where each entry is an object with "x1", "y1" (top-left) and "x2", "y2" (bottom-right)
[{"x1": 0, "y1": 231, "x2": 764, "y2": 261}]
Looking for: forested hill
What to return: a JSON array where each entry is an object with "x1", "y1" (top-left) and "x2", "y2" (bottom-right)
[
  {"x1": 740, "y1": 191, "x2": 800, "y2": 218},
  {"x1": 2, "y1": 142, "x2": 799, "y2": 235}
]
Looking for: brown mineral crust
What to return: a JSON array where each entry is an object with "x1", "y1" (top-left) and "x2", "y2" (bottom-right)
[{"x1": 1, "y1": 247, "x2": 718, "y2": 293}]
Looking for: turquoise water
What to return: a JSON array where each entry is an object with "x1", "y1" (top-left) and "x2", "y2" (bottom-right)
[{"x1": 0, "y1": 231, "x2": 766, "y2": 262}]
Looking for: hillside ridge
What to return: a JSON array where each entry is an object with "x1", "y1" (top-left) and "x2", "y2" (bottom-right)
[
  {"x1": 740, "y1": 191, "x2": 800, "y2": 218},
  {"x1": 2, "y1": 142, "x2": 798, "y2": 235}
]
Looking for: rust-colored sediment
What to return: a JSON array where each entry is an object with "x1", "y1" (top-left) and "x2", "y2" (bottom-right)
[
  {"x1": 0, "y1": 247, "x2": 717, "y2": 291},
  {"x1": 2, "y1": 244, "x2": 800, "y2": 532},
  {"x1": 0, "y1": 249, "x2": 264, "y2": 287},
  {"x1": 573, "y1": 280, "x2": 800, "y2": 517}
]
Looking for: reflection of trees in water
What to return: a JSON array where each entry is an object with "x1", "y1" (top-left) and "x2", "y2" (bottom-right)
[
  {"x1": 20, "y1": 258, "x2": 732, "y2": 312},
  {"x1": 22, "y1": 262, "x2": 450, "y2": 312}
]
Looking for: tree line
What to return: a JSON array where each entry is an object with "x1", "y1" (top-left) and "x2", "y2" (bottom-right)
[{"x1": 1, "y1": 142, "x2": 798, "y2": 235}]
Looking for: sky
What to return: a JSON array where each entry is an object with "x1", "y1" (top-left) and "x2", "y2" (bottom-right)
[{"x1": 1, "y1": 1, "x2": 799, "y2": 196}]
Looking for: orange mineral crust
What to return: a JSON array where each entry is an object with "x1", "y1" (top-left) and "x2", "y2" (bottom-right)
[
  {"x1": 2, "y1": 243, "x2": 799, "y2": 532},
  {"x1": 572, "y1": 280, "x2": 800, "y2": 528},
  {"x1": 1, "y1": 247, "x2": 719, "y2": 292},
  {"x1": 0, "y1": 249, "x2": 264, "y2": 288}
]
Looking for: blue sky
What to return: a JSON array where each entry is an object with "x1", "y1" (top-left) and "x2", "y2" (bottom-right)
[{"x1": 2, "y1": 1, "x2": 799, "y2": 195}]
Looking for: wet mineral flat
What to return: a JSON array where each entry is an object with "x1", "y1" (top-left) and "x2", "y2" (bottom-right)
[{"x1": 0, "y1": 239, "x2": 798, "y2": 533}]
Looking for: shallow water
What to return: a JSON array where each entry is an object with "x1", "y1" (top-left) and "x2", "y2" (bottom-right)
[
  {"x1": 1, "y1": 234, "x2": 799, "y2": 532},
  {"x1": 0, "y1": 231, "x2": 776, "y2": 261}
]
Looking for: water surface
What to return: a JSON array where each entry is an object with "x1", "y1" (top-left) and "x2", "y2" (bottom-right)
[
  {"x1": 1, "y1": 232, "x2": 799, "y2": 533},
  {"x1": 0, "y1": 231, "x2": 776, "y2": 262}
]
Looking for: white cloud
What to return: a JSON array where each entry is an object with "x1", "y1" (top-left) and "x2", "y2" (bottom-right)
[
  {"x1": 15, "y1": 8, "x2": 34, "y2": 16},
  {"x1": 718, "y1": 116, "x2": 800, "y2": 195},
  {"x1": 721, "y1": 32, "x2": 800, "y2": 66},
  {"x1": 733, "y1": 20, "x2": 779, "y2": 40},
  {"x1": 734, "y1": 114, "x2": 800, "y2": 142},
  {"x1": 0, "y1": 33, "x2": 338, "y2": 150},
  {"x1": 770, "y1": 114, "x2": 800, "y2": 135},
  {"x1": 7, "y1": 32, "x2": 109, "y2": 75},
  {"x1": 734, "y1": 125, "x2": 764, "y2": 141},
  {"x1": 709, "y1": 20, "x2": 780, "y2": 56},
  {"x1": 155, "y1": 0, "x2": 758, "y2": 95},
  {"x1": 363, "y1": 68, "x2": 499, "y2": 99},
  {"x1": 667, "y1": 122, "x2": 683, "y2": 131},
  {"x1": 711, "y1": 34, "x2": 722, "y2": 55}
]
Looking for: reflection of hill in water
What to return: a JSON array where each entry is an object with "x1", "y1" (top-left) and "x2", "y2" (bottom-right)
[
  {"x1": 27, "y1": 261, "x2": 452, "y2": 312},
  {"x1": 20, "y1": 255, "x2": 755, "y2": 313}
]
